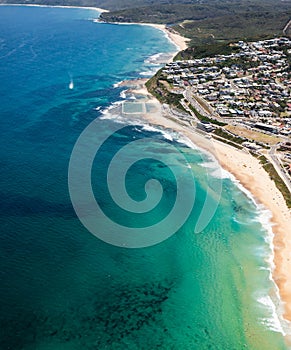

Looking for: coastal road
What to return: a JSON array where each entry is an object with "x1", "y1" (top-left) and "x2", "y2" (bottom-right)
[
  {"x1": 174, "y1": 87, "x2": 291, "y2": 196},
  {"x1": 183, "y1": 87, "x2": 210, "y2": 117},
  {"x1": 267, "y1": 145, "x2": 291, "y2": 193},
  {"x1": 183, "y1": 87, "x2": 224, "y2": 123}
]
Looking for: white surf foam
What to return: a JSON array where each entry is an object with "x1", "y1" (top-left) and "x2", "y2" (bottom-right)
[
  {"x1": 197, "y1": 154, "x2": 232, "y2": 179},
  {"x1": 120, "y1": 90, "x2": 127, "y2": 99},
  {"x1": 256, "y1": 294, "x2": 287, "y2": 335},
  {"x1": 176, "y1": 136, "x2": 199, "y2": 150},
  {"x1": 139, "y1": 69, "x2": 158, "y2": 77},
  {"x1": 113, "y1": 82, "x2": 122, "y2": 88},
  {"x1": 141, "y1": 124, "x2": 175, "y2": 141},
  {"x1": 245, "y1": 198, "x2": 291, "y2": 336},
  {"x1": 144, "y1": 52, "x2": 163, "y2": 65},
  {"x1": 219, "y1": 168, "x2": 291, "y2": 337},
  {"x1": 98, "y1": 100, "x2": 123, "y2": 119}
]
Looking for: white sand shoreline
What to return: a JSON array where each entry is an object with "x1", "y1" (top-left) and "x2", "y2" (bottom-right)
[
  {"x1": 118, "y1": 77, "x2": 291, "y2": 341},
  {"x1": 0, "y1": 3, "x2": 108, "y2": 13},
  {"x1": 135, "y1": 23, "x2": 190, "y2": 52},
  {"x1": 2, "y1": 3, "x2": 290, "y2": 341},
  {"x1": 1, "y1": 4, "x2": 189, "y2": 55},
  {"x1": 97, "y1": 20, "x2": 189, "y2": 54},
  {"x1": 152, "y1": 103, "x2": 291, "y2": 341},
  {"x1": 106, "y1": 16, "x2": 291, "y2": 331},
  {"x1": 113, "y1": 22, "x2": 291, "y2": 335}
]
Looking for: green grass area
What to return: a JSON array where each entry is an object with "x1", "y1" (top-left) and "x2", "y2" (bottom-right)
[
  {"x1": 225, "y1": 125, "x2": 283, "y2": 146},
  {"x1": 213, "y1": 128, "x2": 245, "y2": 144},
  {"x1": 145, "y1": 70, "x2": 187, "y2": 113},
  {"x1": 174, "y1": 41, "x2": 238, "y2": 60},
  {"x1": 99, "y1": 0, "x2": 291, "y2": 60},
  {"x1": 188, "y1": 105, "x2": 227, "y2": 126},
  {"x1": 212, "y1": 135, "x2": 243, "y2": 150},
  {"x1": 9, "y1": 0, "x2": 290, "y2": 61},
  {"x1": 258, "y1": 155, "x2": 291, "y2": 208}
]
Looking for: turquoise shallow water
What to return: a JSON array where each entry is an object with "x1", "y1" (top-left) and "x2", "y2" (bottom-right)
[{"x1": 0, "y1": 5, "x2": 289, "y2": 349}]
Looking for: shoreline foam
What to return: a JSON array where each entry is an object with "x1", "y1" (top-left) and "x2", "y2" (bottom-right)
[
  {"x1": 1, "y1": 3, "x2": 189, "y2": 53},
  {"x1": 100, "y1": 79, "x2": 291, "y2": 339},
  {"x1": 96, "y1": 20, "x2": 189, "y2": 55},
  {"x1": 131, "y1": 83, "x2": 291, "y2": 340},
  {"x1": 111, "y1": 22, "x2": 291, "y2": 336},
  {"x1": 71, "y1": 8, "x2": 291, "y2": 340},
  {"x1": 4, "y1": 3, "x2": 290, "y2": 342},
  {"x1": 136, "y1": 23, "x2": 190, "y2": 53}
]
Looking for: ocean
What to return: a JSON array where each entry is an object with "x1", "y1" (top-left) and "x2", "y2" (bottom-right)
[{"x1": 0, "y1": 5, "x2": 289, "y2": 349}]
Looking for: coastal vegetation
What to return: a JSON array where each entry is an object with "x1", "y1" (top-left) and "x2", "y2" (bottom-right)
[
  {"x1": 212, "y1": 135, "x2": 243, "y2": 150},
  {"x1": 3, "y1": 0, "x2": 290, "y2": 208},
  {"x1": 225, "y1": 125, "x2": 283, "y2": 146},
  {"x1": 212, "y1": 128, "x2": 245, "y2": 145},
  {"x1": 173, "y1": 6, "x2": 290, "y2": 56},
  {"x1": 145, "y1": 69, "x2": 186, "y2": 112},
  {"x1": 188, "y1": 104, "x2": 226, "y2": 126},
  {"x1": 0, "y1": 0, "x2": 152, "y2": 11},
  {"x1": 2, "y1": 0, "x2": 290, "y2": 59},
  {"x1": 258, "y1": 155, "x2": 291, "y2": 208},
  {"x1": 98, "y1": 0, "x2": 291, "y2": 60},
  {"x1": 174, "y1": 42, "x2": 238, "y2": 61}
]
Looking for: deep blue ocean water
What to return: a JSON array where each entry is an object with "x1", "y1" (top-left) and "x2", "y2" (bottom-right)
[{"x1": 0, "y1": 5, "x2": 289, "y2": 349}]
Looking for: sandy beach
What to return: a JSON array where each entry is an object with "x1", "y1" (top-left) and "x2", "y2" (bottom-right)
[
  {"x1": 120, "y1": 78, "x2": 291, "y2": 338},
  {"x1": 99, "y1": 16, "x2": 291, "y2": 335},
  {"x1": 0, "y1": 3, "x2": 108, "y2": 13},
  {"x1": 5, "y1": 4, "x2": 189, "y2": 56},
  {"x1": 3, "y1": 2, "x2": 290, "y2": 338},
  {"x1": 142, "y1": 23, "x2": 190, "y2": 52},
  {"x1": 100, "y1": 21, "x2": 190, "y2": 53},
  {"x1": 214, "y1": 142, "x2": 291, "y2": 323}
]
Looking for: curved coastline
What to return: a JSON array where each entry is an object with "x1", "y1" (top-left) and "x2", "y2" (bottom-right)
[
  {"x1": 108, "y1": 19, "x2": 291, "y2": 339},
  {"x1": 117, "y1": 22, "x2": 190, "y2": 53},
  {"x1": 137, "y1": 88, "x2": 291, "y2": 339},
  {"x1": 0, "y1": 3, "x2": 109, "y2": 13},
  {"x1": 141, "y1": 23, "x2": 291, "y2": 336},
  {"x1": 128, "y1": 52, "x2": 291, "y2": 343},
  {"x1": 2, "y1": 2, "x2": 290, "y2": 343},
  {"x1": 95, "y1": 20, "x2": 190, "y2": 56}
]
